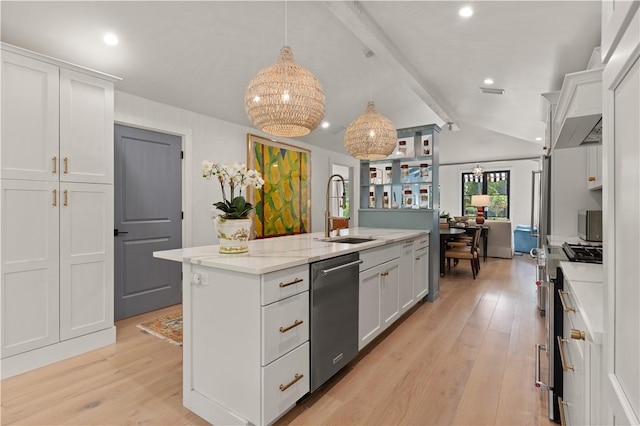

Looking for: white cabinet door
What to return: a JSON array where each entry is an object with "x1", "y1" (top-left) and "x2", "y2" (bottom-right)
[
  {"x1": 414, "y1": 246, "x2": 429, "y2": 300},
  {"x1": 398, "y1": 241, "x2": 414, "y2": 314},
  {"x1": 586, "y1": 145, "x2": 602, "y2": 190},
  {"x1": 359, "y1": 265, "x2": 382, "y2": 351},
  {"x1": 1, "y1": 180, "x2": 59, "y2": 357},
  {"x1": 59, "y1": 182, "x2": 113, "y2": 340},
  {"x1": 603, "y1": 8, "x2": 640, "y2": 425},
  {"x1": 1, "y1": 51, "x2": 59, "y2": 181},
  {"x1": 380, "y1": 260, "x2": 400, "y2": 330},
  {"x1": 59, "y1": 69, "x2": 114, "y2": 184}
]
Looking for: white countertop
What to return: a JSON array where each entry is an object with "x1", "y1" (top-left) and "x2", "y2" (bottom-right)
[
  {"x1": 153, "y1": 228, "x2": 429, "y2": 275},
  {"x1": 560, "y1": 261, "x2": 603, "y2": 283}
]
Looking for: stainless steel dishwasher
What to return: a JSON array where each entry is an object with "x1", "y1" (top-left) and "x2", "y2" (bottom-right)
[{"x1": 310, "y1": 252, "x2": 362, "y2": 392}]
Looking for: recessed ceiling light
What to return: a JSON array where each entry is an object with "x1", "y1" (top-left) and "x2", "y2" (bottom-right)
[
  {"x1": 535, "y1": 137, "x2": 542, "y2": 141},
  {"x1": 484, "y1": 78, "x2": 494, "y2": 85},
  {"x1": 459, "y1": 6, "x2": 473, "y2": 18},
  {"x1": 103, "y1": 33, "x2": 119, "y2": 46},
  {"x1": 321, "y1": 121, "x2": 330, "y2": 129}
]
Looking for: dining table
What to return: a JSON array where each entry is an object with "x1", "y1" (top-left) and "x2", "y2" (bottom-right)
[{"x1": 439, "y1": 228, "x2": 466, "y2": 276}]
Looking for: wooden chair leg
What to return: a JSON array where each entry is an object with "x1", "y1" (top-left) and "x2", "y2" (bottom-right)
[{"x1": 470, "y1": 259, "x2": 476, "y2": 279}]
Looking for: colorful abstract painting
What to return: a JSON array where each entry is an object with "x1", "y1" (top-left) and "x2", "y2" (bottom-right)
[{"x1": 247, "y1": 134, "x2": 311, "y2": 238}]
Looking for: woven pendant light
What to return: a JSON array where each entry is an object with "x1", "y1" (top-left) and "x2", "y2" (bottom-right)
[
  {"x1": 245, "y1": 46, "x2": 325, "y2": 137},
  {"x1": 344, "y1": 101, "x2": 397, "y2": 160}
]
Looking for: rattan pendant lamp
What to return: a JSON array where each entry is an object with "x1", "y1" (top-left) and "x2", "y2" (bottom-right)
[
  {"x1": 244, "y1": 2, "x2": 325, "y2": 138},
  {"x1": 344, "y1": 51, "x2": 397, "y2": 160}
]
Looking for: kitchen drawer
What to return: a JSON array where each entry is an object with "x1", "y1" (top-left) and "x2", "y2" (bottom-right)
[
  {"x1": 262, "y1": 341, "x2": 309, "y2": 425},
  {"x1": 262, "y1": 291, "x2": 309, "y2": 366},
  {"x1": 360, "y1": 243, "x2": 401, "y2": 272},
  {"x1": 261, "y1": 264, "x2": 309, "y2": 306},
  {"x1": 561, "y1": 334, "x2": 585, "y2": 426},
  {"x1": 414, "y1": 235, "x2": 429, "y2": 250},
  {"x1": 560, "y1": 287, "x2": 588, "y2": 346}
]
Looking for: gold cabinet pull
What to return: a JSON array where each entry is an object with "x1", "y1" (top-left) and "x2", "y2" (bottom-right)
[
  {"x1": 279, "y1": 278, "x2": 303, "y2": 288},
  {"x1": 415, "y1": 256, "x2": 422, "y2": 261},
  {"x1": 52, "y1": 156, "x2": 57, "y2": 174},
  {"x1": 279, "y1": 319, "x2": 303, "y2": 333},
  {"x1": 380, "y1": 271, "x2": 389, "y2": 277},
  {"x1": 558, "y1": 396, "x2": 567, "y2": 426},
  {"x1": 63, "y1": 157, "x2": 68, "y2": 174},
  {"x1": 571, "y1": 328, "x2": 586, "y2": 340},
  {"x1": 52, "y1": 189, "x2": 57, "y2": 206},
  {"x1": 279, "y1": 373, "x2": 303, "y2": 392},
  {"x1": 63, "y1": 189, "x2": 68, "y2": 206},
  {"x1": 588, "y1": 176, "x2": 596, "y2": 182},
  {"x1": 556, "y1": 336, "x2": 574, "y2": 371},
  {"x1": 558, "y1": 289, "x2": 576, "y2": 313}
]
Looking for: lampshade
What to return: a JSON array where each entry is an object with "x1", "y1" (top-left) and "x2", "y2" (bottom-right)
[
  {"x1": 344, "y1": 101, "x2": 397, "y2": 160},
  {"x1": 245, "y1": 46, "x2": 325, "y2": 137},
  {"x1": 470, "y1": 194, "x2": 490, "y2": 207}
]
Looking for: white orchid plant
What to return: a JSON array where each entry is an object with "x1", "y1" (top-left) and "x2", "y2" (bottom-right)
[{"x1": 202, "y1": 161, "x2": 265, "y2": 219}]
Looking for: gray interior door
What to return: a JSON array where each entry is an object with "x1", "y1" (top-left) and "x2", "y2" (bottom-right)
[{"x1": 114, "y1": 124, "x2": 182, "y2": 320}]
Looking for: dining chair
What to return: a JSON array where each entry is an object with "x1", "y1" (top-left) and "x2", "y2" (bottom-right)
[{"x1": 444, "y1": 226, "x2": 481, "y2": 279}]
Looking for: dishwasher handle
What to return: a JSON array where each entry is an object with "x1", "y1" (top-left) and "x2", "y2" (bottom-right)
[{"x1": 320, "y1": 259, "x2": 363, "y2": 276}]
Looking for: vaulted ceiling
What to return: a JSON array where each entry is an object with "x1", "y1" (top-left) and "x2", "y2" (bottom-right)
[{"x1": 1, "y1": 1, "x2": 601, "y2": 162}]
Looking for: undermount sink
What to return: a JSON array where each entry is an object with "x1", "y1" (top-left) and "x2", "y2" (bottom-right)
[{"x1": 323, "y1": 236, "x2": 376, "y2": 244}]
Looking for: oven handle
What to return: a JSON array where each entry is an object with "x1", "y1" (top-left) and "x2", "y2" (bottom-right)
[{"x1": 534, "y1": 343, "x2": 549, "y2": 390}]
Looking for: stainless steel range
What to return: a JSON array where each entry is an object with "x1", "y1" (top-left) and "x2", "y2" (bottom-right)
[{"x1": 562, "y1": 242, "x2": 603, "y2": 264}]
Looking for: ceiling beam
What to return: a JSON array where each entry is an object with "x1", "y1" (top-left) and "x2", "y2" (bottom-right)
[{"x1": 324, "y1": 0, "x2": 459, "y2": 130}]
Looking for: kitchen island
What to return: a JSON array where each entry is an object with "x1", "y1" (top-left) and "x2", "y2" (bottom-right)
[{"x1": 154, "y1": 228, "x2": 429, "y2": 426}]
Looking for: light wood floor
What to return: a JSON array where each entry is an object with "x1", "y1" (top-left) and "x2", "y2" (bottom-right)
[{"x1": 1, "y1": 255, "x2": 555, "y2": 425}]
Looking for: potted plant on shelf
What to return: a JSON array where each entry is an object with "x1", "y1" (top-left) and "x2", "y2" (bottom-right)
[
  {"x1": 202, "y1": 161, "x2": 264, "y2": 254},
  {"x1": 439, "y1": 211, "x2": 451, "y2": 229}
]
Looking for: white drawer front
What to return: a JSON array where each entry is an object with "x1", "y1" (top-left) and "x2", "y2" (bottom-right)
[
  {"x1": 414, "y1": 236, "x2": 429, "y2": 250},
  {"x1": 360, "y1": 243, "x2": 401, "y2": 272},
  {"x1": 262, "y1": 341, "x2": 309, "y2": 425},
  {"x1": 262, "y1": 292, "x2": 309, "y2": 366},
  {"x1": 262, "y1": 264, "x2": 309, "y2": 306}
]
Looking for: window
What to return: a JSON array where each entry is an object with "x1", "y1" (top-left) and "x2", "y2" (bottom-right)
[{"x1": 462, "y1": 170, "x2": 510, "y2": 219}]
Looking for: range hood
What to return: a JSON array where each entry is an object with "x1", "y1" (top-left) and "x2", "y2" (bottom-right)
[{"x1": 552, "y1": 66, "x2": 603, "y2": 150}]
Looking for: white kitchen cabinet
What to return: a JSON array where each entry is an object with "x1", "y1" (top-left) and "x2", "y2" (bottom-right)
[
  {"x1": 1, "y1": 46, "x2": 115, "y2": 185},
  {"x1": 0, "y1": 179, "x2": 60, "y2": 357},
  {"x1": 413, "y1": 236, "x2": 429, "y2": 300},
  {"x1": 59, "y1": 69, "x2": 114, "y2": 184},
  {"x1": 59, "y1": 183, "x2": 114, "y2": 340},
  {"x1": 185, "y1": 263, "x2": 310, "y2": 426},
  {"x1": 601, "y1": 0, "x2": 640, "y2": 63},
  {"x1": 603, "y1": 6, "x2": 640, "y2": 426},
  {"x1": 398, "y1": 240, "x2": 414, "y2": 315},
  {"x1": 0, "y1": 44, "x2": 117, "y2": 377},
  {"x1": 379, "y1": 261, "x2": 400, "y2": 329},
  {"x1": 1, "y1": 51, "x2": 59, "y2": 182},
  {"x1": 586, "y1": 144, "x2": 602, "y2": 190}
]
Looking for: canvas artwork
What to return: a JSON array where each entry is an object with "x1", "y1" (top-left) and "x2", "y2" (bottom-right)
[{"x1": 247, "y1": 134, "x2": 311, "y2": 238}]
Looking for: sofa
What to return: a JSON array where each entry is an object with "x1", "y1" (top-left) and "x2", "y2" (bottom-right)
[{"x1": 480, "y1": 220, "x2": 514, "y2": 259}]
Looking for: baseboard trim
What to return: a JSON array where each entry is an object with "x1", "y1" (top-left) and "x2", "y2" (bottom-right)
[{"x1": 0, "y1": 326, "x2": 116, "y2": 379}]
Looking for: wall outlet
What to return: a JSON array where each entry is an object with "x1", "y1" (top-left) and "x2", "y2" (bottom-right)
[{"x1": 191, "y1": 272, "x2": 208, "y2": 285}]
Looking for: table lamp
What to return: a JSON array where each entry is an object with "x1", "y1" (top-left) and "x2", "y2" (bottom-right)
[{"x1": 470, "y1": 194, "x2": 490, "y2": 224}]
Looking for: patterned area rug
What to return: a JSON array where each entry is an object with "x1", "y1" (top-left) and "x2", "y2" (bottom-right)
[{"x1": 137, "y1": 312, "x2": 182, "y2": 346}]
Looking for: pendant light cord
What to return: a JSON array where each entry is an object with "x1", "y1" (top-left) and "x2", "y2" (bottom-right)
[{"x1": 284, "y1": 0, "x2": 288, "y2": 45}]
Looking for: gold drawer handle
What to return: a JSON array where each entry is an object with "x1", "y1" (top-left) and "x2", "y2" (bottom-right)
[
  {"x1": 571, "y1": 328, "x2": 586, "y2": 340},
  {"x1": 279, "y1": 278, "x2": 303, "y2": 288},
  {"x1": 558, "y1": 396, "x2": 567, "y2": 426},
  {"x1": 557, "y1": 336, "x2": 574, "y2": 371},
  {"x1": 279, "y1": 373, "x2": 303, "y2": 392},
  {"x1": 63, "y1": 189, "x2": 68, "y2": 206},
  {"x1": 52, "y1": 189, "x2": 57, "y2": 206},
  {"x1": 588, "y1": 176, "x2": 596, "y2": 182},
  {"x1": 63, "y1": 157, "x2": 68, "y2": 174},
  {"x1": 279, "y1": 319, "x2": 303, "y2": 333},
  {"x1": 415, "y1": 256, "x2": 422, "y2": 261},
  {"x1": 52, "y1": 156, "x2": 57, "y2": 174},
  {"x1": 380, "y1": 271, "x2": 389, "y2": 277},
  {"x1": 558, "y1": 289, "x2": 576, "y2": 313}
]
